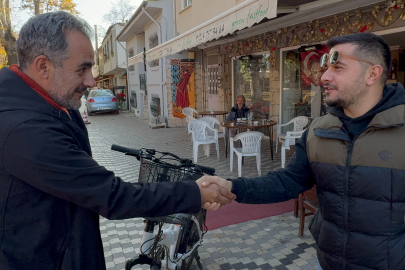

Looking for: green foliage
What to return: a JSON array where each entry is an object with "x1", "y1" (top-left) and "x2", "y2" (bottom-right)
[{"x1": 21, "y1": 0, "x2": 79, "y2": 15}]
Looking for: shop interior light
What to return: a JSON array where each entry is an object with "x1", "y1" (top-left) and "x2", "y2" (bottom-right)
[
  {"x1": 239, "y1": 55, "x2": 253, "y2": 60},
  {"x1": 298, "y1": 44, "x2": 322, "y2": 52}
]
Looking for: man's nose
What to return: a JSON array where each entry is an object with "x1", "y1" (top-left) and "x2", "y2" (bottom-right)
[
  {"x1": 321, "y1": 68, "x2": 331, "y2": 84},
  {"x1": 84, "y1": 72, "x2": 96, "y2": 88}
]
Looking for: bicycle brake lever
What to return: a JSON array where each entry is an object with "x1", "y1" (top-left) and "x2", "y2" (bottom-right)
[{"x1": 182, "y1": 159, "x2": 193, "y2": 167}]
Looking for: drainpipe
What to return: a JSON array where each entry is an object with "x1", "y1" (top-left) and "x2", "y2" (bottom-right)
[
  {"x1": 172, "y1": 0, "x2": 177, "y2": 37},
  {"x1": 142, "y1": 7, "x2": 166, "y2": 118}
]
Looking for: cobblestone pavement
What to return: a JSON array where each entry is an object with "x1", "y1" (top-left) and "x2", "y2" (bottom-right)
[{"x1": 86, "y1": 111, "x2": 319, "y2": 270}]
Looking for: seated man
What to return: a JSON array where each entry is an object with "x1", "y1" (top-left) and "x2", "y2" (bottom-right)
[
  {"x1": 226, "y1": 95, "x2": 251, "y2": 137},
  {"x1": 226, "y1": 95, "x2": 251, "y2": 121}
]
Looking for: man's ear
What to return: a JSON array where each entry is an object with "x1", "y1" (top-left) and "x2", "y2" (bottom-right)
[
  {"x1": 32, "y1": 55, "x2": 53, "y2": 79},
  {"x1": 366, "y1": 65, "x2": 383, "y2": 86}
]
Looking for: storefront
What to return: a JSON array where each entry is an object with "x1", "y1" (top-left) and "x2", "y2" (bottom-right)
[{"x1": 218, "y1": 0, "x2": 405, "y2": 127}]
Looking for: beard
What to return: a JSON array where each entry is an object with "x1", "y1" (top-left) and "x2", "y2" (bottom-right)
[
  {"x1": 325, "y1": 75, "x2": 367, "y2": 108},
  {"x1": 48, "y1": 69, "x2": 86, "y2": 110}
]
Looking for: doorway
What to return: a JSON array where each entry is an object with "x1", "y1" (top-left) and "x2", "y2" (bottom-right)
[{"x1": 207, "y1": 64, "x2": 220, "y2": 111}]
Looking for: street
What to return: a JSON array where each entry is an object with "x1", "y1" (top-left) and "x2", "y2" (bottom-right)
[{"x1": 86, "y1": 111, "x2": 319, "y2": 270}]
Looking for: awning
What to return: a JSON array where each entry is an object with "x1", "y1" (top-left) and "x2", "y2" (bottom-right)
[{"x1": 145, "y1": 0, "x2": 277, "y2": 62}]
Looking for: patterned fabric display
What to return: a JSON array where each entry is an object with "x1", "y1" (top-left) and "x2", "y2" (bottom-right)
[{"x1": 170, "y1": 60, "x2": 195, "y2": 118}]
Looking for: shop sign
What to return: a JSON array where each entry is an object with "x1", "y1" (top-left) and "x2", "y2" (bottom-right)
[
  {"x1": 145, "y1": 0, "x2": 277, "y2": 62},
  {"x1": 128, "y1": 52, "x2": 144, "y2": 65}
]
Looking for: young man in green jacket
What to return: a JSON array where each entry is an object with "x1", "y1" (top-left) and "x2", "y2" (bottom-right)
[{"x1": 203, "y1": 33, "x2": 405, "y2": 269}]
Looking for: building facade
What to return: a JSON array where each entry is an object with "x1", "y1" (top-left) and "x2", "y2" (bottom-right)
[
  {"x1": 119, "y1": 0, "x2": 405, "y2": 130},
  {"x1": 117, "y1": 0, "x2": 184, "y2": 125},
  {"x1": 93, "y1": 23, "x2": 127, "y2": 109}
]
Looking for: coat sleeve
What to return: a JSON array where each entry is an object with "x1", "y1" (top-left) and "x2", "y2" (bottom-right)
[
  {"x1": 230, "y1": 130, "x2": 315, "y2": 204},
  {"x1": 3, "y1": 118, "x2": 201, "y2": 219},
  {"x1": 225, "y1": 110, "x2": 233, "y2": 121}
]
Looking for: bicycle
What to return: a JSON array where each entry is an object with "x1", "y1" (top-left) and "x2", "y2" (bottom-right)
[{"x1": 111, "y1": 144, "x2": 216, "y2": 270}]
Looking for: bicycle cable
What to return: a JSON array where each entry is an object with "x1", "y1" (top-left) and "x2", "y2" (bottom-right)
[{"x1": 139, "y1": 222, "x2": 164, "y2": 255}]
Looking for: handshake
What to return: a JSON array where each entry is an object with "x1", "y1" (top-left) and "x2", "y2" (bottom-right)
[{"x1": 196, "y1": 176, "x2": 235, "y2": 211}]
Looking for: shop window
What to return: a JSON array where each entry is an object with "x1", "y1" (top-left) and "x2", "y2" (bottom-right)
[
  {"x1": 130, "y1": 91, "x2": 137, "y2": 108},
  {"x1": 183, "y1": 0, "x2": 192, "y2": 9},
  {"x1": 107, "y1": 42, "x2": 109, "y2": 58},
  {"x1": 148, "y1": 34, "x2": 159, "y2": 67},
  {"x1": 208, "y1": 64, "x2": 219, "y2": 95},
  {"x1": 128, "y1": 47, "x2": 134, "y2": 58},
  {"x1": 233, "y1": 54, "x2": 270, "y2": 120},
  {"x1": 110, "y1": 35, "x2": 113, "y2": 57},
  {"x1": 150, "y1": 94, "x2": 161, "y2": 117},
  {"x1": 281, "y1": 46, "x2": 329, "y2": 125}
]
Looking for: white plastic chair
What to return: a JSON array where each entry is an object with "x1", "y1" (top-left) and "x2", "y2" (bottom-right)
[
  {"x1": 230, "y1": 131, "x2": 264, "y2": 177},
  {"x1": 182, "y1": 107, "x2": 198, "y2": 133},
  {"x1": 276, "y1": 116, "x2": 308, "y2": 153},
  {"x1": 188, "y1": 120, "x2": 219, "y2": 163},
  {"x1": 281, "y1": 129, "x2": 307, "y2": 168},
  {"x1": 199, "y1": 116, "x2": 225, "y2": 141}
]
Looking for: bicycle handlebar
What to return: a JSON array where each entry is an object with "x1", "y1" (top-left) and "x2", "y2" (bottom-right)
[
  {"x1": 194, "y1": 164, "x2": 215, "y2": 175},
  {"x1": 111, "y1": 144, "x2": 215, "y2": 175},
  {"x1": 111, "y1": 144, "x2": 141, "y2": 157}
]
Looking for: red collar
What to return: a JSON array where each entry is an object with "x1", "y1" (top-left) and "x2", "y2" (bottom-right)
[{"x1": 9, "y1": 65, "x2": 69, "y2": 115}]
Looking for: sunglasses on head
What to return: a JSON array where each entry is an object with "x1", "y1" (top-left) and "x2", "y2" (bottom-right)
[{"x1": 320, "y1": 51, "x2": 374, "y2": 68}]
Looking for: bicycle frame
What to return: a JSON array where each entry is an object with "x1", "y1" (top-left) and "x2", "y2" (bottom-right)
[
  {"x1": 139, "y1": 215, "x2": 203, "y2": 270},
  {"x1": 111, "y1": 145, "x2": 213, "y2": 270}
]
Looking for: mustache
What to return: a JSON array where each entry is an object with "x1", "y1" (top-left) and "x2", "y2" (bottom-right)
[
  {"x1": 323, "y1": 82, "x2": 337, "y2": 89},
  {"x1": 75, "y1": 86, "x2": 87, "y2": 93}
]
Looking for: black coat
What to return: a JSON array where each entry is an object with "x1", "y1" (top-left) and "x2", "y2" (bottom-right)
[
  {"x1": 225, "y1": 105, "x2": 251, "y2": 121},
  {"x1": 0, "y1": 67, "x2": 201, "y2": 270}
]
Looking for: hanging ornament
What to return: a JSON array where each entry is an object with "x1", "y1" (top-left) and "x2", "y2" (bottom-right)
[
  {"x1": 381, "y1": 12, "x2": 394, "y2": 25},
  {"x1": 359, "y1": 25, "x2": 367, "y2": 33},
  {"x1": 372, "y1": 6, "x2": 379, "y2": 18},
  {"x1": 334, "y1": 15, "x2": 340, "y2": 25}
]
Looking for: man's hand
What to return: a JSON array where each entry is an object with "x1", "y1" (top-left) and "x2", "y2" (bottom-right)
[
  {"x1": 199, "y1": 175, "x2": 233, "y2": 192},
  {"x1": 196, "y1": 177, "x2": 235, "y2": 210}
]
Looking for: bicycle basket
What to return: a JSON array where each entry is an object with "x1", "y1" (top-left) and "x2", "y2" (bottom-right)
[
  {"x1": 139, "y1": 158, "x2": 203, "y2": 224},
  {"x1": 139, "y1": 158, "x2": 185, "y2": 183},
  {"x1": 139, "y1": 158, "x2": 203, "y2": 183}
]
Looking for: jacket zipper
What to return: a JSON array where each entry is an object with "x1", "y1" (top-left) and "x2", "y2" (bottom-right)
[
  {"x1": 341, "y1": 142, "x2": 353, "y2": 270},
  {"x1": 341, "y1": 126, "x2": 374, "y2": 269}
]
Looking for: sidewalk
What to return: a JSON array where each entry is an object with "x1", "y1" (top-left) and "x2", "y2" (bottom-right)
[{"x1": 86, "y1": 112, "x2": 319, "y2": 270}]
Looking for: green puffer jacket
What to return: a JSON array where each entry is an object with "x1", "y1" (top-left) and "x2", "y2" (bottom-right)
[
  {"x1": 307, "y1": 105, "x2": 405, "y2": 270},
  {"x1": 231, "y1": 83, "x2": 405, "y2": 269}
]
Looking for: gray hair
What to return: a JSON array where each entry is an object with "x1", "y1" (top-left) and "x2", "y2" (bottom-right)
[
  {"x1": 16, "y1": 11, "x2": 93, "y2": 70},
  {"x1": 237, "y1": 95, "x2": 246, "y2": 103}
]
